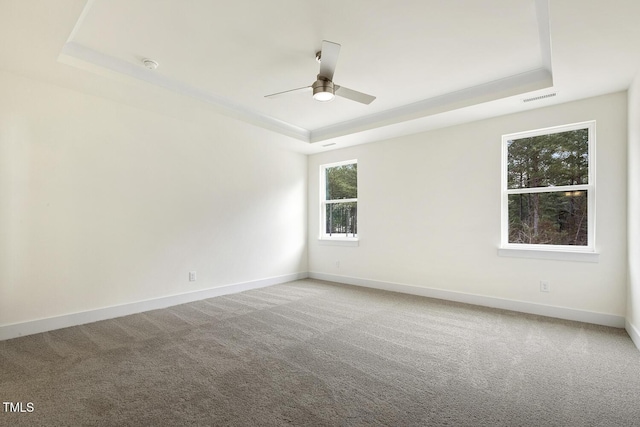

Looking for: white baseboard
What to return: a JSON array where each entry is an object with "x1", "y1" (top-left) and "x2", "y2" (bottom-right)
[
  {"x1": 3, "y1": 271, "x2": 631, "y2": 344},
  {"x1": 626, "y1": 319, "x2": 640, "y2": 351},
  {"x1": 309, "y1": 272, "x2": 626, "y2": 328},
  {"x1": 0, "y1": 272, "x2": 308, "y2": 341}
]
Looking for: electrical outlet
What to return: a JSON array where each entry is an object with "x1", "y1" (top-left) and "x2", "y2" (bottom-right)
[
  {"x1": 540, "y1": 280, "x2": 550, "y2": 292},
  {"x1": 189, "y1": 271, "x2": 197, "y2": 282}
]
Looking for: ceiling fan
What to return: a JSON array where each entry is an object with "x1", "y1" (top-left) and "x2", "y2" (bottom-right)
[{"x1": 264, "y1": 40, "x2": 376, "y2": 105}]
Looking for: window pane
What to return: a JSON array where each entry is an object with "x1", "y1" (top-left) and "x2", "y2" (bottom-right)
[
  {"x1": 507, "y1": 128, "x2": 589, "y2": 189},
  {"x1": 508, "y1": 191, "x2": 587, "y2": 246},
  {"x1": 326, "y1": 163, "x2": 357, "y2": 200},
  {"x1": 325, "y1": 202, "x2": 357, "y2": 236}
]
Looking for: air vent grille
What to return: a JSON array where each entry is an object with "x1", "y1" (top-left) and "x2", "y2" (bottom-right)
[{"x1": 522, "y1": 92, "x2": 557, "y2": 103}]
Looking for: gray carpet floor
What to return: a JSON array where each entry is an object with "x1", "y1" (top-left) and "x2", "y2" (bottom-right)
[{"x1": 1, "y1": 279, "x2": 639, "y2": 426}]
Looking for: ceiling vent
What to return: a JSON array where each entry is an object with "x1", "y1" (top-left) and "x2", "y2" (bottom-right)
[{"x1": 522, "y1": 92, "x2": 557, "y2": 103}]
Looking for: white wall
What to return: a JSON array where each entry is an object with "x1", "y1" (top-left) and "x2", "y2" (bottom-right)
[
  {"x1": 1, "y1": 64, "x2": 633, "y2": 339},
  {"x1": 0, "y1": 70, "x2": 307, "y2": 328},
  {"x1": 309, "y1": 92, "x2": 628, "y2": 323},
  {"x1": 628, "y1": 75, "x2": 640, "y2": 347}
]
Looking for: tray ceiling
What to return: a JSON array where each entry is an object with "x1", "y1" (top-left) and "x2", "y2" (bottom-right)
[{"x1": 59, "y1": 0, "x2": 553, "y2": 143}]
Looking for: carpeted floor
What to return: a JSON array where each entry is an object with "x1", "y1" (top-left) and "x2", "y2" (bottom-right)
[{"x1": 1, "y1": 279, "x2": 639, "y2": 426}]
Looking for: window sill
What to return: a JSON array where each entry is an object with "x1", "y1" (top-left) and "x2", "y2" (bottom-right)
[
  {"x1": 497, "y1": 247, "x2": 599, "y2": 263},
  {"x1": 318, "y1": 238, "x2": 359, "y2": 247}
]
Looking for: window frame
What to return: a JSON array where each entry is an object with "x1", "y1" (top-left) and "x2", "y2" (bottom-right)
[
  {"x1": 319, "y1": 159, "x2": 358, "y2": 242},
  {"x1": 500, "y1": 121, "x2": 596, "y2": 254}
]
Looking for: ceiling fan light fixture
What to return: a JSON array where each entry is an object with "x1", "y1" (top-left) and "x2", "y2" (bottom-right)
[
  {"x1": 312, "y1": 78, "x2": 335, "y2": 102},
  {"x1": 313, "y1": 90, "x2": 335, "y2": 102}
]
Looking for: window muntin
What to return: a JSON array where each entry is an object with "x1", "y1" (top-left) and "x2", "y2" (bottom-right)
[
  {"x1": 501, "y1": 122, "x2": 595, "y2": 251},
  {"x1": 320, "y1": 160, "x2": 357, "y2": 239}
]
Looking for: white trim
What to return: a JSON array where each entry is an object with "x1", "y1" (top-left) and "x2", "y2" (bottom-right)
[
  {"x1": 317, "y1": 238, "x2": 359, "y2": 247},
  {"x1": 0, "y1": 272, "x2": 308, "y2": 341},
  {"x1": 503, "y1": 120, "x2": 595, "y2": 140},
  {"x1": 497, "y1": 247, "x2": 599, "y2": 263},
  {"x1": 320, "y1": 159, "x2": 358, "y2": 169},
  {"x1": 310, "y1": 68, "x2": 553, "y2": 143},
  {"x1": 626, "y1": 319, "x2": 640, "y2": 351},
  {"x1": 58, "y1": 43, "x2": 311, "y2": 142},
  {"x1": 535, "y1": 0, "x2": 553, "y2": 74},
  {"x1": 58, "y1": 41, "x2": 553, "y2": 145},
  {"x1": 506, "y1": 184, "x2": 590, "y2": 195},
  {"x1": 326, "y1": 198, "x2": 357, "y2": 204},
  {"x1": 64, "y1": 0, "x2": 96, "y2": 42},
  {"x1": 4, "y1": 271, "x2": 631, "y2": 348},
  {"x1": 309, "y1": 272, "x2": 625, "y2": 328}
]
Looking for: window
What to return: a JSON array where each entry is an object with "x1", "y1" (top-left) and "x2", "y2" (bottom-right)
[
  {"x1": 501, "y1": 121, "x2": 595, "y2": 252},
  {"x1": 320, "y1": 160, "x2": 358, "y2": 240}
]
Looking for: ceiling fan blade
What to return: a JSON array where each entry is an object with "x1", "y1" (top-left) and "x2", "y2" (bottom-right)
[
  {"x1": 335, "y1": 85, "x2": 376, "y2": 105},
  {"x1": 264, "y1": 86, "x2": 312, "y2": 99},
  {"x1": 318, "y1": 40, "x2": 341, "y2": 81}
]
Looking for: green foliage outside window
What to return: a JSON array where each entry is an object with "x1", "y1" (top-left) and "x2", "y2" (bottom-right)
[
  {"x1": 326, "y1": 164, "x2": 357, "y2": 200},
  {"x1": 507, "y1": 129, "x2": 589, "y2": 246},
  {"x1": 325, "y1": 163, "x2": 357, "y2": 236}
]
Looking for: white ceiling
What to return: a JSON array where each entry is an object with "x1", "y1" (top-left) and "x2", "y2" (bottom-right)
[{"x1": 1, "y1": 0, "x2": 640, "y2": 153}]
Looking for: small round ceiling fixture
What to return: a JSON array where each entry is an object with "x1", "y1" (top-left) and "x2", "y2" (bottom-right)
[{"x1": 142, "y1": 58, "x2": 158, "y2": 70}]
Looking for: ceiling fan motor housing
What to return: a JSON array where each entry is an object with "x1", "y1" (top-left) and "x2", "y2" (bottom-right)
[{"x1": 312, "y1": 77, "x2": 335, "y2": 100}]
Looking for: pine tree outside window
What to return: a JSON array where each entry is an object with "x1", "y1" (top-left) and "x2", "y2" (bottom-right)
[
  {"x1": 501, "y1": 121, "x2": 595, "y2": 252},
  {"x1": 320, "y1": 160, "x2": 358, "y2": 240}
]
